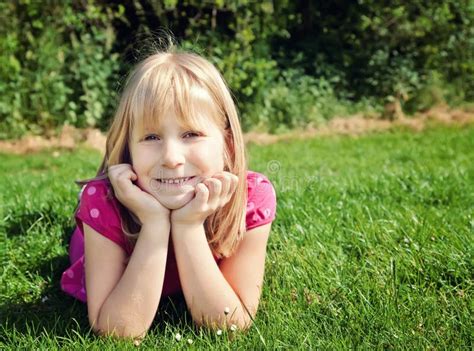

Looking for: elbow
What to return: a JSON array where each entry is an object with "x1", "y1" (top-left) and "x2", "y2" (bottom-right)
[
  {"x1": 228, "y1": 319, "x2": 253, "y2": 332},
  {"x1": 192, "y1": 312, "x2": 254, "y2": 333},
  {"x1": 91, "y1": 322, "x2": 149, "y2": 340},
  {"x1": 90, "y1": 313, "x2": 149, "y2": 340},
  {"x1": 195, "y1": 318, "x2": 253, "y2": 333},
  {"x1": 191, "y1": 301, "x2": 258, "y2": 332}
]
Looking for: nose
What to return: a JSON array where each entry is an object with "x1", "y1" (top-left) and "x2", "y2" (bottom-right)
[{"x1": 161, "y1": 139, "x2": 185, "y2": 169}]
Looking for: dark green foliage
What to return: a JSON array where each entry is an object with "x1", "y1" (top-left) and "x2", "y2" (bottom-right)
[
  {"x1": 1, "y1": 1, "x2": 473, "y2": 138},
  {"x1": 0, "y1": 1, "x2": 123, "y2": 139},
  {"x1": 275, "y1": 1, "x2": 474, "y2": 102}
]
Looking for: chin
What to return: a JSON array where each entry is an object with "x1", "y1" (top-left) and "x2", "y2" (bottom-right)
[{"x1": 156, "y1": 192, "x2": 194, "y2": 210}]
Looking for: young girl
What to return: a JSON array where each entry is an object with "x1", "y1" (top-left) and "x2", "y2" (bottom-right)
[{"x1": 60, "y1": 47, "x2": 277, "y2": 339}]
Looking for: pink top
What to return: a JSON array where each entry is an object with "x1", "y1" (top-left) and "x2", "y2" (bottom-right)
[{"x1": 61, "y1": 170, "x2": 277, "y2": 303}]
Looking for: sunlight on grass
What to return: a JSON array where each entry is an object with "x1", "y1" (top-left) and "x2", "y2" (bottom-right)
[{"x1": 1, "y1": 126, "x2": 473, "y2": 348}]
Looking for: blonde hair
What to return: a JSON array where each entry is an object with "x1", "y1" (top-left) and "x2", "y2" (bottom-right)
[{"x1": 96, "y1": 45, "x2": 248, "y2": 258}]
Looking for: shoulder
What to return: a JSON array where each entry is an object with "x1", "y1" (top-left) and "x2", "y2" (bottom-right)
[
  {"x1": 76, "y1": 178, "x2": 128, "y2": 251},
  {"x1": 78, "y1": 179, "x2": 117, "y2": 216},
  {"x1": 245, "y1": 170, "x2": 277, "y2": 231},
  {"x1": 246, "y1": 170, "x2": 276, "y2": 196}
]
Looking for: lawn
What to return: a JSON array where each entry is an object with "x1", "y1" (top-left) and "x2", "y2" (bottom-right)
[{"x1": 0, "y1": 124, "x2": 472, "y2": 349}]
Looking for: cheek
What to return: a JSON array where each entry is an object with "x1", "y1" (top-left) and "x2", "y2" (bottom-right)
[
  {"x1": 132, "y1": 162, "x2": 148, "y2": 187},
  {"x1": 130, "y1": 152, "x2": 156, "y2": 190},
  {"x1": 197, "y1": 152, "x2": 223, "y2": 173},
  {"x1": 131, "y1": 147, "x2": 156, "y2": 174},
  {"x1": 195, "y1": 142, "x2": 224, "y2": 170},
  {"x1": 136, "y1": 177, "x2": 150, "y2": 192}
]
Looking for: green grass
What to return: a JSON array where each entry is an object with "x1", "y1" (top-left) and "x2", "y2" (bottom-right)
[{"x1": 1, "y1": 125, "x2": 473, "y2": 349}]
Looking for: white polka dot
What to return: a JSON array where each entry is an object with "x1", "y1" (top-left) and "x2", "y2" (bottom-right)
[
  {"x1": 257, "y1": 177, "x2": 263, "y2": 184},
  {"x1": 87, "y1": 186, "x2": 96, "y2": 195},
  {"x1": 90, "y1": 208, "x2": 100, "y2": 218},
  {"x1": 252, "y1": 213, "x2": 260, "y2": 222},
  {"x1": 67, "y1": 270, "x2": 74, "y2": 278},
  {"x1": 263, "y1": 208, "x2": 271, "y2": 218}
]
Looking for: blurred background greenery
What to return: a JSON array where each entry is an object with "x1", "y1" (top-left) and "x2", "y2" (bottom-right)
[{"x1": 1, "y1": 0, "x2": 473, "y2": 139}]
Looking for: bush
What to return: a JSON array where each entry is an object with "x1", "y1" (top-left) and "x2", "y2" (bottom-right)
[
  {"x1": 1, "y1": 0, "x2": 473, "y2": 138},
  {"x1": 0, "y1": 1, "x2": 123, "y2": 139},
  {"x1": 242, "y1": 68, "x2": 349, "y2": 133},
  {"x1": 272, "y1": 1, "x2": 474, "y2": 107}
]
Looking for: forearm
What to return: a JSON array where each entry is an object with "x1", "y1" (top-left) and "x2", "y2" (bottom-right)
[
  {"x1": 171, "y1": 223, "x2": 251, "y2": 329},
  {"x1": 96, "y1": 220, "x2": 170, "y2": 338}
]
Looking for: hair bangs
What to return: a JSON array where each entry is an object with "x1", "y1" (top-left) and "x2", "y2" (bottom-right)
[
  {"x1": 129, "y1": 62, "x2": 226, "y2": 136},
  {"x1": 128, "y1": 65, "x2": 173, "y2": 136},
  {"x1": 174, "y1": 83, "x2": 226, "y2": 132}
]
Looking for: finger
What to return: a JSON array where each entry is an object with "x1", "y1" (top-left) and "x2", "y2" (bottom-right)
[
  {"x1": 116, "y1": 169, "x2": 137, "y2": 190},
  {"x1": 108, "y1": 164, "x2": 133, "y2": 184},
  {"x1": 205, "y1": 178, "x2": 222, "y2": 207},
  {"x1": 118, "y1": 168, "x2": 137, "y2": 182},
  {"x1": 219, "y1": 173, "x2": 237, "y2": 205},
  {"x1": 227, "y1": 174, "x2": 239, "y2": 199},
  {"x1": 108, "y1": 163, "x2": 131, "y2": 175},
  {"x1": 214, "y1": 173, "x2": 231, "y2": 198},
  {"x1": 195, "y1": 183, "x2": 209, "y2": 205},
  {"x1": 111, "y1": 168, "x2": 139, "y2": 201}
]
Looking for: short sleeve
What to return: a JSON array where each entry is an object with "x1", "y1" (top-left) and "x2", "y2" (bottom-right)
[
  {"x1": 76, "y1": 180, "x2": 129, "y2": 252},
  {"x1": 246, "y1": 172, "x2": 277, "y2": 230}
]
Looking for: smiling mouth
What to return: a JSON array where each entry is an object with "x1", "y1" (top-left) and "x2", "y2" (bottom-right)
[{"x1": 156, "y1": 176, "x2": 196, "y2": 185}]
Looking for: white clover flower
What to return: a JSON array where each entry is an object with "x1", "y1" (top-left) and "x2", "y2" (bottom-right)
[
  {"x1": 224, "y1": 306, "x2": 230, "y2": 315},
  {"x1": 175, "y1": 333, "x2": 182, "y2": 341},
  {"x1": 230, "y1": 324, "x2": 237, "y2": 332},
  {"x1": 216, "y1": 329, "x2": 223, "y2": 336},
  {"x1": 187, "y1": 339, "x2": 193, "y2": 344}
]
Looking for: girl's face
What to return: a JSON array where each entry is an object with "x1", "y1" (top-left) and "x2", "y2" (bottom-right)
[{"x1": 129, "y1": 107, "x2": 225, "y2": 210}]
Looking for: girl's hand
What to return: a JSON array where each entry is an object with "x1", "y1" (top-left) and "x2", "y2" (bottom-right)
[
  {"x1": 108, "y1": 164, "x2": 170, "y2": 224},
  {"x1": 170, "y1": 171, "x2": 239, "y2": 226}
]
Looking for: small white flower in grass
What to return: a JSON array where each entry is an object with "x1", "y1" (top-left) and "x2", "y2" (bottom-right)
[
  {"x1": 187, "y1": 339, "x2": 193, "y2": 344},
  {"x1": 230, "y1": 324, "x2": 237, "y2": 332},
  {"x1": 224, "y1": 307, "x2": 230, "y2": 315},
  {"x1": 175, "y1": 333, "x2": 182, "y2": 341},
  {"x1": 41, "y1": 296, "x2": 49, "y2": 303},
  {"x1": 216, "y1": 329, "x2": 223, "y2": 336}
]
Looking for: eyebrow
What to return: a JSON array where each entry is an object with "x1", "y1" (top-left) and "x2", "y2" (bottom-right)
[{"x1": 139, "y1": 123, "x2": 203, "y2": 135}]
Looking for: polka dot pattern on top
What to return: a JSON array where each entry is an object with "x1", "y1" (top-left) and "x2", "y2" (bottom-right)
[
  {"x1": 90, "y1": 208, "x2": 100, "y2": 218},
  {"x1": 61, "y1": 171, "x2": 277, "y2": 303},
  {"x1": 245, "y1": 171, "x2": 277, "y2": 230}
]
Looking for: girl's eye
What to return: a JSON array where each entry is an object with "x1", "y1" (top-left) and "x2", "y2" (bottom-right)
[
  {"x1": 183, "y1": 131, "x2": 201, "y2": 138},
  {"x1": 144, "y1": 134, "x2": 160, "y2": 141}
]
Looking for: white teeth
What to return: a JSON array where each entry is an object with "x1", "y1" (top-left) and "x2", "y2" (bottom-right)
[{"x1": 159, "y1": 177, "x2": 191, "y2": 184}]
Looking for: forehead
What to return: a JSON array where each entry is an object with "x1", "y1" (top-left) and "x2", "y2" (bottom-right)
[{"x1": 132, "y1": 82, "x2": 225, "y2": 135}]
